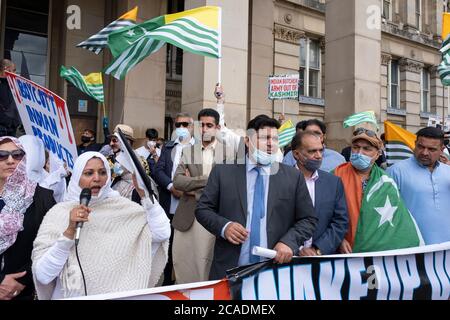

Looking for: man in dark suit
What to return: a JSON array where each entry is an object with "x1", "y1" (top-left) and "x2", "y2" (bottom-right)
[
  {"x1": 290, "y1": 131, "x2": 348, "y2": 256},
  {"x1": 196, "y1": 116, "x2": 317, "y2": 280},
  {"x1": 153, "y1": 112, "x2": 195, "y2": 285}
]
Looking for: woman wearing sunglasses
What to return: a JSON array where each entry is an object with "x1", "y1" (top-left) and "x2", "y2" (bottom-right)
[{"x1": 0, "y1": 136, "x2": 56, "y2": 300}]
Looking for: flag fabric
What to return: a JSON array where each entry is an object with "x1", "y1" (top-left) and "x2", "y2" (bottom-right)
[
  {"x1": 60, "y1": 66, "x2": 104, "y2": 103},
  {"x1": 438, "y1": 52, "x2": 450, "y2": 86},
  {"x1": 278, "y1": 119, "x2": 296, "y2": 148},
  {"x1": 20, "y1": 51, "x2": 30, "y2": 79},
  {"x1": 77, "y1": 6, "x2": 138, "y2": 54},
  {"x1": 343, "y1": 111, "x2": 379, "y2": 129},
  {"x1": 334, "y1": 163, "x2": 423, "y2": 253},
  {"x1": 439, "y1": 13, "x2": 450, "y2": 85},
  {"x1": 105, "y1": 6, "x2": 221, "y2": 80},
  {"x1": 384, "y1": 121, "x2": 415, "y2": 166}
]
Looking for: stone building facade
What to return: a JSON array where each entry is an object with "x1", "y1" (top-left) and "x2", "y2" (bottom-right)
[{"x1": 0, "y1": 0, "x2": 447, "y2": 148}]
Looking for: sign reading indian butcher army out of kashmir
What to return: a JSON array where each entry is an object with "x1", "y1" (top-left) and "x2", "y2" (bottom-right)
[{"x1": 268, "y1": 74, "x2": 299, "y2": 100}]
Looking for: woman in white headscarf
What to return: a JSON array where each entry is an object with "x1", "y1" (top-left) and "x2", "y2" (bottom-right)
[
  {"x1": 0, "y1": 136, "x2": 56, "y2": 300},
  {"x1": 18, "y1": 135, "x2": 68, "y2": 202},
  {"x1": 32, "y1": 152, "x2": 170, "y2": 299}
]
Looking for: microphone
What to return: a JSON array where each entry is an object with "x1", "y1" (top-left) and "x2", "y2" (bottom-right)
[{"x1": 75, "y1": 188, "x2": 92, "y2": 245}]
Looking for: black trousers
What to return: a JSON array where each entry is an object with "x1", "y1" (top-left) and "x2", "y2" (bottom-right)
[{"x1": 162, "y1": 213, "x2": 175, "y2": 286}]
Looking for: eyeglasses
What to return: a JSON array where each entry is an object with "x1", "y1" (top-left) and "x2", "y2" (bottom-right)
[
  {"x1": 353, "y1": 127, "x2": 377, "y2": 138},
  {"x1": 0, "y1": 149, "x2": 25, "y2": 161},
  {"x1": 175, "y1": 122, "x2": 190, "y2": 128}
]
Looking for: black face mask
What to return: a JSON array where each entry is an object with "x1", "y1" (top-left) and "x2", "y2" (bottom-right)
[{"x1": 81, "y1": 136, "x2": 93, "y2": 143}]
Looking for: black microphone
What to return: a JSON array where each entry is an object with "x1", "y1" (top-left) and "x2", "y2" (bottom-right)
[{"x1": 75, "y1": 188, "x2": 92, "y2": 245}]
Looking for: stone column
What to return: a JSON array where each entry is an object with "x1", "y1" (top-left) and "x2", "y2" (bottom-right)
[
  {"x1": 430, "y1": 66, "x2": 447, "y2": 123},
  {"x1": 324, "y1": 0, "x2": 382, "y2": 151},
  {"x1": 399, "y1": 58, "x2": 422, "y2": 132},
  {"x1": 398, "y1": 0, "x2": 417, "y2": 31},
  {"x1": 429, "y1": 0, "x2": 443, "y2": 40},
  {"x1": 248, "y1": 0, "x2": 275, "y2": 120},
  {"x1": 113, "y1": 0, "x2": 167, "y2": 141},
  {"x1": 182, "y1": 0, "x2": 249, "y2": 131}
]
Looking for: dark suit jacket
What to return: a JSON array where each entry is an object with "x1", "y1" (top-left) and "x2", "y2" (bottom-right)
[
  {"x1": 0, "y1": 186, "x2": 56, "y2": 300},
  {"x1": 311, "y1": 170, "x2": 348, "y2": 255},
  {"x1": 195, "y1": 162, "x2": 318, "y2": 280},
  {"x1": 153, "y1": 141, "x2": 176, "y2": 214}
]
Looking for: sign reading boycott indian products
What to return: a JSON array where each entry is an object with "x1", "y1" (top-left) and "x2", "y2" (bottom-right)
[
  {"x1": 227, "y1": 242, "x2": 450, "y2": 300},
  {"x1": 268, "y1": 74, "x2": 299, "y2": 100},
  {"x1": 5, "y1": 72, "x2": 77, "y2": 170}
]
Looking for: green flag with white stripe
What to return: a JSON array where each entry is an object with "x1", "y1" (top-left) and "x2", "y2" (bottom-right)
[
  {"x1": 60, "y1": 66, "x2": 104, "y2": 103},
  {"x1": 105, "y1": 6, "x2": 221, "y2": 80},
  {"x1": 343, "y1": 111, "x2": 379, "y2": 129}
]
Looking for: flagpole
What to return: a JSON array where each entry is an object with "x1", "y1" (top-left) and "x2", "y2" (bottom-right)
[
  {"x1": 282, "y1": 99, "x2": 285, "y2": 116},
  {"x1": 218, "y1": 7, "x2": 222, "y2": 85}
]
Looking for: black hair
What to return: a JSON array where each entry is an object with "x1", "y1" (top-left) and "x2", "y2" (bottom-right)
[
  {"x1": 301, "y1": 119, "x2": 327, "y2": 135},
  {"x1": 198, "y1": 108, "x2": 220, "y2": 125},
  {"x1": 291, "y1": 131, "x2": 321, "y2": 151},
  {"x1": 247, "y1": 115, "x2": 280, "y2": 132},
  {"x1": 296, "y1": 120, "x2": 306, "y2": 132},
  {"x1": 416, "y1": 127, "x2": 445, "y2": 145},
  {"x1": 145, "y1": 128, "x2": 159, "y2": 140},
  {"x1": 246, "y1": 114, "x2": 270, "y2": 130},
  {"x1": 83, "y1": 129, "x2": 96, "y2": 138}
]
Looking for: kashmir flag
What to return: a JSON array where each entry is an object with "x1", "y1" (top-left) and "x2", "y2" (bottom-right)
[
  {"x1": 77, "y1": 6, "x2": 138, "y2": 54},
  {"x1": 384, "y1": 121, "x2": 415, "y2": 166},
  {"x1": 439, "y1": 13, "x2": 450, "y2": 85},
  {"x1": 60, "y1": 66, "x2": 104, "y2": 103},
  {"x1": 343, "y1": 111, "x2": 379, "y2": 129},
  {"x1": 278, "y1": 119, "x2": 296, "y2": 148},
  {"x1": 105, "y1": 6, "x2": 221, "y2": 80},
  {"x1": 334, "y1": 163, "x2": 423, "y2": 253}
]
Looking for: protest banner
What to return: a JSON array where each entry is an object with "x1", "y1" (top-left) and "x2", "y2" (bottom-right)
[
  {"x1": 65, "y1": 280, "x2": 231, "y2": 300},
  {"x1": 227, "y1": 242, "x2": 450, "y2": 300},
  {"x1": 5, "y1": 72, "x2": 77, "y2": 169},
  {"x1": 268, "y1": 74, "x2": 299, "y2": 100},
  {"x1": 64, "y1": 243, "x2": 449, "y2": 300}
]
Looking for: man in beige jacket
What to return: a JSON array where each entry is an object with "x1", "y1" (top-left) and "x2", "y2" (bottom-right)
[{"x1": 172, "y1": 108, "x2": 235, "y2": 284}]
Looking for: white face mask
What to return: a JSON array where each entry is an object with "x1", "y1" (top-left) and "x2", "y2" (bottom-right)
[
  {"x1": 147, "y1": 141, "x2": 156, "y2": 149},
  {"x1": 249, "y1": 138, "x2": 277, "y2": 166}
]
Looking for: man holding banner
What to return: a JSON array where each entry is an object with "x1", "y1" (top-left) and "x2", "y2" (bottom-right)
[{"x1": 196, "y1": 116, "x2": 317, "y2": 280}]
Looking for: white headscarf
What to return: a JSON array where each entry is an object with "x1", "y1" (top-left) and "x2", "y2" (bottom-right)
[
  {"x1": 18, "y1": 135, "x2": 47, "y2": 183},
  {"x1": 64, "y1": 152, "x2": 119, "y2": 204}
]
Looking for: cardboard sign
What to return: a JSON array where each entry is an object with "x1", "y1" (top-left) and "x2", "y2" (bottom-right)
[
  {"x1": 268, "y1": 74, "x2": 299, "y2": 100},
  {"x1": 6, "y1": 72, "x2": 78, "y2": 169}
]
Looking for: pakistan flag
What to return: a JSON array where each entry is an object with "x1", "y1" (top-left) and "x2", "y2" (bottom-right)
[{"x1": 353, "y1": 165, "x2": 424, "y2": 252}]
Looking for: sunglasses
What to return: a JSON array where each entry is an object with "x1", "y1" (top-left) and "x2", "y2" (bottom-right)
[
  {"x1": 0, "y1": 149, "x2": 25, "y2": 161},
  {"x1": 175, "y1": 122, "x2": 190, "y2": 128},
  {"x1": 353, "y1": 127, "x2": 377, "y2": 138}
]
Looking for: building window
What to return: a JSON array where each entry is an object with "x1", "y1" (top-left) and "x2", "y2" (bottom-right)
[
  {"x1": 415, "y1": 0, "x2": 422, "y2": 30},
  {"x1": 299, "y1": 38, "x2": 321, "y2": 98},
  {"x1": 382, "y1": 0, "x2": 391, "y2": 20},
  {"x1": 388, "y1": 60, "x2": 400, "y2": 109},
  {"x1": 421, "y1": 68, "x2": 430, "y2": 113},
  {"x1": 3, "y1": 0, "x2": 49, "y2": 87}
]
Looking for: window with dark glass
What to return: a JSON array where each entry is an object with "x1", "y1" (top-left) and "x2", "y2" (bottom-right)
[{"x1": 3, "y1": 0, "x2": 49, "y2": 87}]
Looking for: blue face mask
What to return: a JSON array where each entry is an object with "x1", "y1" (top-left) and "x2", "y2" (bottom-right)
[
  {"x1": 250, "y1": 139, "x2": 278, "y2": 166},
  {"x1": 175, "y1": 128, "x2": 190, "y2": 140},
  {"x1": 350, "y1": 152, "x2": 373, "y2": 171}
]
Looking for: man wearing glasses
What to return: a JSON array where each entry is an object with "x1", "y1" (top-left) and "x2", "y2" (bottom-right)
[{"x1": 153, "y1": 112, "x2": 195, "y2": 285}]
